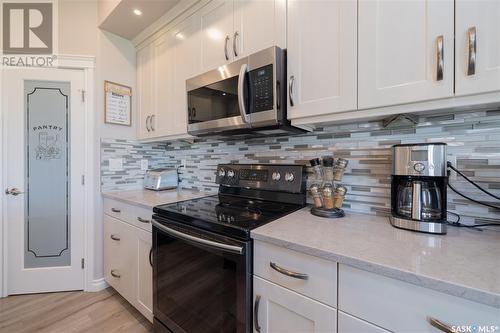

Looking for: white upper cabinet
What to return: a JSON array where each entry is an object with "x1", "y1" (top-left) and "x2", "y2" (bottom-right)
[
  {"x1": 199, "y1": 0, "x2": 234, "y2": 71},
  {"x1": 153, "y1": 33, "x2": 176, "y2": 137},
  {"x1": 455, "y1": 0, "x2": 500, "y2": 96},
  {"x1": 358, "y1": 0, "x2": 454, "y2": 109},
  {"x1": 199, "y1": 0, "x2": 286, "y2": 72},
  {"x1": 172, "y1": 13, "x2": 202, "y2": 137},
  {"x1": 287, "y1": 0, "x2": 357, "y2": 120},
  {"x1": 137, "y1": 44, "x2": 155, "y2": 139},
  {"x1": 233, "y1": 0, "x2": 286, "y2": 59}
]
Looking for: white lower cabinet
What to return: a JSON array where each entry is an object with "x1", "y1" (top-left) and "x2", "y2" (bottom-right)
[
  {"x1": 104, "y1": 206, "x2": 153, "y2": 323},
  {"x1": 338, "y1": 264, "x2": 500, "y2": 332},
  {"x1": 253, "y1": 276, "x2": 337, "y2": 333},
  {"x1": 338, "y1": 311, "x2": 389, "y2": 333},
  {"x1": 135, "y1": 227, "x2": 153, "y2": 320}
]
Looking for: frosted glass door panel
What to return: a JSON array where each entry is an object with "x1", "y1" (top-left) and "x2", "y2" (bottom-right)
[{"x1": 25, "y1": 81, "x2": 70, "y2": 268}]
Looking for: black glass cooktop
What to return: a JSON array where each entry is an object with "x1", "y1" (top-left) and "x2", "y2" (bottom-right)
[{"x1": 153, "y1": 195, "x2": 304, "y2": 240}]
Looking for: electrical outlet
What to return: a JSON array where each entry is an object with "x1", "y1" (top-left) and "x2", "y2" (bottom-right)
[
  {"x1": 447, "y1": 156, "x2": 457, "y2": 181},
  {"x1": 141, "y1": 159, "x2": 149, "y2": 171},
  {"x1": 109, "y1": 158, "x2": 123, "y2": 172}
]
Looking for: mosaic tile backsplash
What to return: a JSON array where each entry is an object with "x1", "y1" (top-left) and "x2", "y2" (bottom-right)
[
  {"x1": 101, "y1": 139, "x2": 169, "y2": 191},
  {"x1": 101, "y1": 110, "x2": 500, "y2": 225}
]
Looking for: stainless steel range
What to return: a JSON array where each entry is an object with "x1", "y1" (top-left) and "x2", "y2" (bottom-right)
[{"x1": 152, "y1": 164, "x2": 306, "y2": 333}]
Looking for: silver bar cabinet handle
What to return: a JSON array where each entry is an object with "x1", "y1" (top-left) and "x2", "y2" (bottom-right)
[
  {"x1": 110, "y1": 235, "x2": 120, "y2": 241},
  {"x1": 254, "y1": 295, "x2": 261, "y2": 333},
  {"x1": 111, "y1": 208, "x2": 121, "y2": 213},
  {"x1": 467, "y1": 26, "x2": 476, "y2": 76},
  {"x1": 146, "y1": 115, "x2": 151, "y2": 132},
  {"x1": 150, "y1": 115, "x2": 155, "y2": 131},
  {"x1": 428, "y1": 317, "x2": 453, "y2": 333},
  {"x1": 436, "y1": 35, "x2": 444, "y2": 81},
  {"x1": 224, "y1": 35, "x2": 230, "y2": 61},
  {"x1": 5, "y1": 188, "x2": 24, "y2": 196},
  {"x1": 270, "y1": 262, "x2": 309, "y2": 280},
  {"x1": 233, "y1": 31, "x2": 239, "y2": 57},
  {"x1": 289, "y1": 75, "x2": 295, "y2": 107},
  {"x1": 110, "y1": 270, "x2": 121, "y2": 278},
  {"x1": 137, "y1": 217, "x2": 151, "y2": 224}
]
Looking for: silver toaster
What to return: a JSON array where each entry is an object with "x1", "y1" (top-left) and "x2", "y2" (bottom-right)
[{"x1": 143, "y1": 168, "x2": 178, "y2": 191}]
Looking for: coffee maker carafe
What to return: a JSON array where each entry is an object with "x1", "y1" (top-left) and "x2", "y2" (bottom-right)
[{"x1": 390, "y1": 143, "x2": 448, "y2": 234}]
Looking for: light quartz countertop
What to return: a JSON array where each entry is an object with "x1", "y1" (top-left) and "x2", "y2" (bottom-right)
[
  {"x1": 102, "y1": 188, "x2": 210, "y2": 209},
  {"x1": 251, "y1": 207, "x2": 500, "y2": 308}
]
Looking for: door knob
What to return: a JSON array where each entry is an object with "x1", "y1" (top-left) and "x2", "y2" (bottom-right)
[{"x1": 5, "y1": 188, "x2": 24, "y2": 196}]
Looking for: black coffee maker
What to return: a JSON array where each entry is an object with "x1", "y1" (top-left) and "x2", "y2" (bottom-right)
[{"x1": 390, "y1": 143, "x2": 448, "y2": 234}]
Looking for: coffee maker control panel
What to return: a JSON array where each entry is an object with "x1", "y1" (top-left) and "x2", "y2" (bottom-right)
[{"x1": 392, "y1": 143, "x2": 447, "y2": 177}]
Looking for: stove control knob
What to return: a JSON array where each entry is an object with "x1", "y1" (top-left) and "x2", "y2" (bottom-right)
[
  {"x1": 218, "y1": 169, "x2": 226, "y2": 177},
  {"x1": 272, "y1": 172, "x2": 281, "y2": 181},
  {"x1": 284, "y1": 172, "x2": 295, "y2": 182},
  {"x1": 227, "y1": 170, "x2": 235, "y2": 178}
]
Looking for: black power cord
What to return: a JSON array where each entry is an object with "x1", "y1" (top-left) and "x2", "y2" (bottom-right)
[
  {"x1": 447, "y1": 162, "x2": 500, "y2": 201},
  {"x1": 446, "y1": 161, "x2": 500, "y2": 229}
]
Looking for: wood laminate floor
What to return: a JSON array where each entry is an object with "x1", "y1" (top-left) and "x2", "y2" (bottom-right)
[{"x1": 0, "y1": 288, "x2": 153, "y2": 333}]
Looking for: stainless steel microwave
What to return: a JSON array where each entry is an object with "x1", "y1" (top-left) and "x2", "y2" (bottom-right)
[{"x1": 186, "y1": 46, "x2": 303, "y2": 136}]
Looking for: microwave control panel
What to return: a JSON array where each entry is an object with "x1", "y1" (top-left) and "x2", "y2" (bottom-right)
[{"x1": 249, "y1": 64, "x2": 274, "y2": 112}]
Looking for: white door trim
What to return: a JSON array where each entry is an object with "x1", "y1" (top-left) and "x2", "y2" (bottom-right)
[{"x1": 0, "y1": 54, "x2": 97, "y2": 297}]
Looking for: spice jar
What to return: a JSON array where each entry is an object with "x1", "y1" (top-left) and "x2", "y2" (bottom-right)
[
  {"x1": 333, "y1": 186, "x2": 347, "y2": 209},
  {"x1": 333, "y1": 158, "x2": 349, "y2": 181},
  {"x1": 321, "y1": 157, "x2": 335, "y2": 209},
  {"x1": 309, "y1": 158, "x2": 323, "y2": 208}
]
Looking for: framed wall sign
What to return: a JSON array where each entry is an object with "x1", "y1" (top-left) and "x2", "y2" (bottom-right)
[{"x1": 104, "y1": 80, "x2": 132, "y2": 126}]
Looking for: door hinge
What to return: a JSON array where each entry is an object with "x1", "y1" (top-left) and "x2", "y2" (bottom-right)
[
  {"x1": 81, "y1": 175, "x2": 85, "y2": 185},
  {"x1": 81, "y1": 90, "x2": 86, "y2": 103},
  {"x1": 81, "y1": 258, "x2": 85, "y2": 269}
]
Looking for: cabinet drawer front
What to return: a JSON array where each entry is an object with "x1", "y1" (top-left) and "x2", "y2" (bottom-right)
[
  {"x1": 103, "y1": 215, "x2": 136, "y2": 302},
  {"x1": 339, "y1": 264, "x2": 500, "y2": 332},
  {"x1": 338, "y1": 311, "x2": 389, "y2": 333},
  {"x1": 254, "y1": 240, "x2": 337, "y2": 307},
  {"x1": 104, "y1": 198, "x2": 152, "y2": 232},
  {"x1": 254, "y1": 276, "x2": 337, "y2": 333}
]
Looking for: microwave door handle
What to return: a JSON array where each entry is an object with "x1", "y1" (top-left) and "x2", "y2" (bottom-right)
[
  {"x1": 152, "y1": 220, "x2": 244, "y2": 255},
  {"x1": 238, "y1": 63, "x2": 250, "y2": 123}
]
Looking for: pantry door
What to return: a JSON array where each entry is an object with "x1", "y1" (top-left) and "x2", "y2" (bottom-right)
[{"x1": 3, "y1": 68, "x2": 86, "y2": 294}]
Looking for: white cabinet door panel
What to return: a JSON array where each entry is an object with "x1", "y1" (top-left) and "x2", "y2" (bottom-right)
[
  {"x1": 135, "y1": 227, "x2": 153, "y2": 322},
  {"x1": 153, "y1": 34, "x2": 175, "y2": 137},
  {"x1": 456, "y1": 0, "x2": 500, "y2": 96},
  {"x1": 137, "y1": 45, "x2": 154, "y2": 139},
  {"x1": 233, "y1": 0, "x2": 286, "y2": 59},
  {"x1": 358, "y1": 0, "x2": 454, "y2": 109},
  {"x1": 287, "y1": 0, "x2": 357, "y2": 120},
  {"x1": 253, "y1": 276, "x2": 336, "y2": 333},
  {"x1": 200, "y1": 0, "x2": 234, "y2": 72},
  {"x1": 173, "y1": 13, "x2": 202, "y2": 136}
]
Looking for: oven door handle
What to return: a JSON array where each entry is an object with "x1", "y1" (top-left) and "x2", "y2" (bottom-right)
[
  {"x1": 238, "y1": 63, "x2": 250, "y2": 123},
  {"x1": 152, "y1": 220, "x2": 244, "y2": 255}
]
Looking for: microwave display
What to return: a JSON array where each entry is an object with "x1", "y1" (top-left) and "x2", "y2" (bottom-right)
[{"x1": 249, "y1": 64, "x2": 274, "y2": 113}]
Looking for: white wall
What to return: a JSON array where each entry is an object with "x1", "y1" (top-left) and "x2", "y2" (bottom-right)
[{"x1": 59, "y1": 0, "x2": 137, "y2": 284}]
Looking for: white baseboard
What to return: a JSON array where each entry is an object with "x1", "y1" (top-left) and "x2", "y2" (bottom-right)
[{"x1": 86, "y1": 278, "x2": 108, "y2": 292}]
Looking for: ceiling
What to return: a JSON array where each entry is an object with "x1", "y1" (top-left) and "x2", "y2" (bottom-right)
[{"x1": 99, "y1": 0, "x2": 181, "y2": 40}]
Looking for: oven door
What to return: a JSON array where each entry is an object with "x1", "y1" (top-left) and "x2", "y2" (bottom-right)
[{"x1": 152, "y1": 218, "x2": 252, "y2": 333}]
